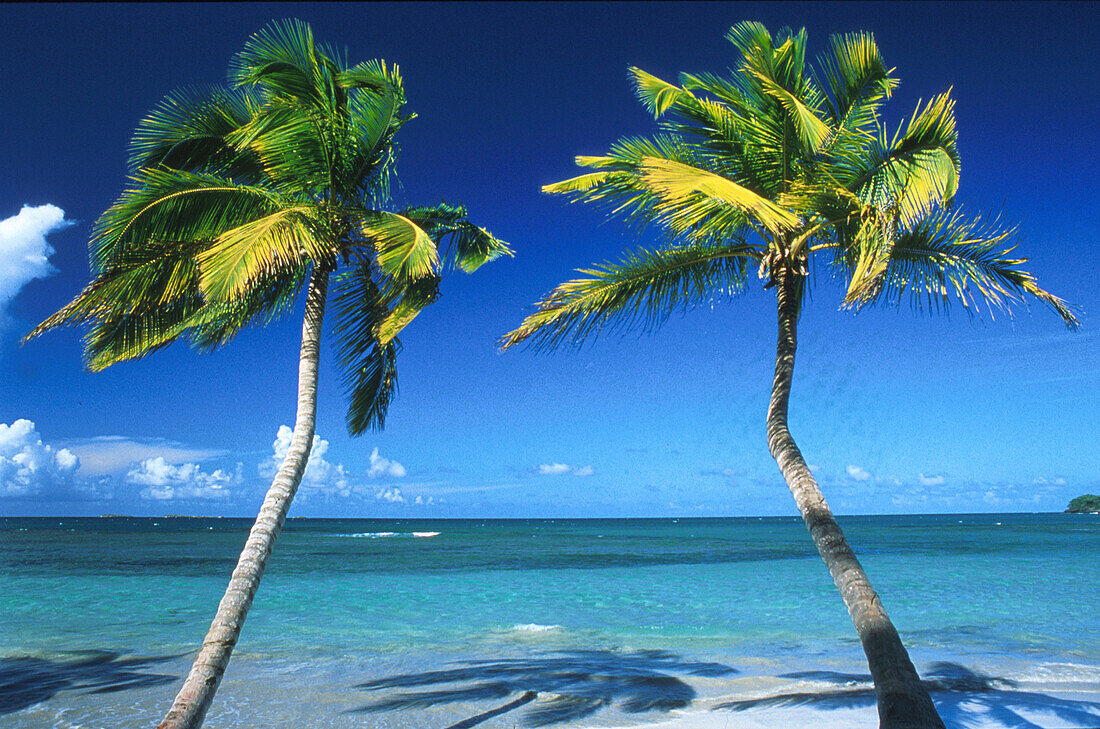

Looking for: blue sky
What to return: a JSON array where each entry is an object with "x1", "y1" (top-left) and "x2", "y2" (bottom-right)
[{"x1": 1, "y1": 2, "x2": 1097, "y2": 517}]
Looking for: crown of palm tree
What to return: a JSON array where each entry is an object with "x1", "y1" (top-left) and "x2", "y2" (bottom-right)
[
  {"x1": 502, "y1": 22, "x2": 1074, "y2": 351},
  {"x1": 28, "y1": 18, "x2": 511, "y2": 434}
]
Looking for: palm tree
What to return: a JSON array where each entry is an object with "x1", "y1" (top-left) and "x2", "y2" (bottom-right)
[
  {"x1": 501, "y1": 23, "x2": 1075, "y2": 729},
  {"x1": 26, "y1": 20, "x2": 510, "y2": 729}
]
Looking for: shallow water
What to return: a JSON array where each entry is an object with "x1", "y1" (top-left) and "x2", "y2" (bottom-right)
[{"x1": 2, "y1": 514, "x2": 1098, "y2": 727}]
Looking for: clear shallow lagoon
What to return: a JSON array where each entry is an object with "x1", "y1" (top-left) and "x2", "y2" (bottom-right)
[{"x1": 2, "y1": 514, "x2": 1098, "y2": 728}]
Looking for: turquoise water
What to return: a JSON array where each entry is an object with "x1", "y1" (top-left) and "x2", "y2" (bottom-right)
[{"x1": 2, "y1": 514, "x2": 1099, "y2": 727}]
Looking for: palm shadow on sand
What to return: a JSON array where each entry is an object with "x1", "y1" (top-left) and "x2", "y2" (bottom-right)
[
  {"x1": 715, "y1": 662, "x2": 1100, "y2": 729},
  {"x1": 351, "y1": 649, "x2": 737, "y2": 728},
  {"x1": 0, "y1": 650, "x2": 179, "y2": 715}
]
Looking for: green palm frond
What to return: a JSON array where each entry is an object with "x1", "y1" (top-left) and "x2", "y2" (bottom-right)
[
  {"x1": 196, "y1": 207, "x2": 328, "y2": 302},
  {"x1": 25, "y1": 239, "x2": 205, "y2": 341},
  {"x1": 400, "y1": 202, "x2": 513, "y2": 273},
  {"x1": 339, "y1": 58, "x2": 400, "y2": 92},
  {"x1": 83, "y1": 298, "x2": 206, "y2": 371},
  {"x1": 840, "y1": 210, "x2": 897, "y2": 305},
  {"x1": 542, "y1": 172, "x2": 613, "y2": 195},
  {"x1": 226, "y1": 99, "x2": 332, "y2": 193},
  {"x1": 231, "y1": 18, "x2": 326, "y2": 107},
  {"x1": 726, "y1": 21, "x2": 777, "y2": 81},
  {"x1": 187, "y1": 265, "x2": 309, "y2": 351},
  {"x1": 751, "y1": 71, "x2": 831, "y2": 153},
  {"x1": 82, "y1": 267, "x2": 308, "y2": 371},
  {"x1": 861, "y1": 209, "x2": 1077, "y2": 327},
  {"x1": 92, "y1": 167, "x2": 278, "y2": 270},
  {"x1": 500, "y1": 242, "x2": 757, "y2": 351},
  {"x1": 630, "y1": 68, "x2": 693, "y2": 117},
  {"x1": 815, "y1": 32, "x2": 896, "y2": 132},
  {"x1": 847, "y1": 92, "x2": 959, "y2": 228},
  {"x1": 330, "y1": 261, "x2": 399, "y2": 434},
  {"x1": 639, "y1": 157, "x2": 801, "y2": 235},
  {"x1": 374, "y1": 275, "x2": 440, "y2": 345},
  {"x1": 129, "y1": 85, "x2": 259, "y2": 177},
  {"x1": 357, "y1": 210, "x2": 440, "y2": 282}
]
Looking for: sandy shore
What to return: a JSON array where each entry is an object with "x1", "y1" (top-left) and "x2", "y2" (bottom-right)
[{"x1": 5, "y1": 649, "x2": 1100, "y2": 729}]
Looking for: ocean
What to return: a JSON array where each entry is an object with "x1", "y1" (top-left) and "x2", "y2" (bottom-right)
[{"x1": 2, "y1": 514, "x2": 1098, "y2": 728}]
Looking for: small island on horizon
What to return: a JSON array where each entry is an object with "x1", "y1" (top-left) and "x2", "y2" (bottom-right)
[{"x1": 1066, "y1": 495, "x2": 1100, "y2": 514}]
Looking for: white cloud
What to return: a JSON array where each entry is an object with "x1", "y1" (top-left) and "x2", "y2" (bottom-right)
[
  {"x1": 0, "y1": 419, "x2": 80, "y2": 497},
  {"x1": 846, "y1": 465, "x2": 871, "y2": 482},
  {"x1": 368, "y1": 447, "x2": 406, "y2": 478},
  {"x1": 0, "y1": 204, "x2": 71, "y2": 312},
  {"x1": 538, "y1": 463, "x2": 571, "y2": 475},
  {"x1": 376, "y1": 487, "x2": 404, "y2": 503},
  {"x1": 414, "y1": 494, "x2": 436, "y2": 506},
  {"x1": 266, "y1": 425, "x2": 350, "y2": 494},
  {"x1": 127, "y1": 456, "x2": 240, "y2": 500},
  {"x1": 537, "y1": 462, "x2": 593, "y2": 476},
  {"x1": 919, "y1": 473, "x2": 946, "y2": 487},
  {"x1": 63, "y1": 436, "x2": 227, "y2": 476}
]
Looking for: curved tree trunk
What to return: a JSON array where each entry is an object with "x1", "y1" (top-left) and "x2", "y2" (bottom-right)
[
  {"x1": 157, "y1": 267, "x2": 330, "y2": 729},
  {"x1": 766, "y1": 269, "x2": 945, "y2": 729}
]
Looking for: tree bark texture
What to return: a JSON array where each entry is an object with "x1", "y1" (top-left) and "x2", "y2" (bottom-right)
[
  {"x1": 766, "y1": 269, "x2": 945, "y2": 729},
  {"x1": 157, "y1": 267, "x2": 330, "y2": 729}
]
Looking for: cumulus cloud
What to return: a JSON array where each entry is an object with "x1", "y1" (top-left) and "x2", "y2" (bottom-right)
[
  {"x1": 0, "y1": 204, "x2": 72, "y2": 313},
  {"x1": 368, "y1": 447, "x2": 406, "y2": 478},
  {"x1": 266, "y1": 425, "x2": 350, "y2": 494},
  {"x1": 918, "y1": 473, "x2": 945, "y2": 487},
  {"x1": 0, "y1": 419, "x2": 80, "y2": 497},
  {"x1": 537, "y1": 462, "x2": 593, "y2": 476},
  {"x1": 127, "y1": 456, "x2": 240, "y2": 500},
  {"x1": 538, "y1": 463, "x2": 571, "y2": 475},
  {"x1": 846, "y1": 465, "x2": 871, "y2": 482},
  {"x1": 375, "y1": 487, "x2": 404, "y2": 503},
  {"x1": 64, "y1": 436, "x2": 227, "y2": 476}
]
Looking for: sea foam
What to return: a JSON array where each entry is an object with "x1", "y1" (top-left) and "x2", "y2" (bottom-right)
[
  {"x1": 511, "y1": 623, "x2": 561, "y2": 633},
  {"x1": 335, "y1": 531, "x2": 440, "y2": 538}
]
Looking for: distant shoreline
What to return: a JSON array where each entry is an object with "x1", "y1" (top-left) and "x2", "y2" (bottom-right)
[{"x1": 0, "y1": 511, "x2": 1093, "y2": 521}]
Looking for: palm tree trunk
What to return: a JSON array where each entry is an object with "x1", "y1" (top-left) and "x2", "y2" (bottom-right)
[
  {"x1": 157, "y1": 266, "x2": 330, "y2": 729},
  {"x1": 766, "y1": 269, "x2": 944, "y2": 729}
]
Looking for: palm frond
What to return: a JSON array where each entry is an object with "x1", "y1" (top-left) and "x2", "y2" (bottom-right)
[
  {"x1": 129, "y1": 85, "x2": 259, "y2": 178},
  {"x1": 815, "y1": 32, "x2": 896, "y2": 132},
  {"x1": 500, "y1": 242, "x2": 757, "y2": 351},
  {"x1": 374, "y1": 275, "x2": 440, "y2": 345},
  {"x1": 230, "y1": 18, "x2": 325, "y2": 106},
  {"x1": 851, "y1": 209, "x2": 1077, "y2": 327},
  {"x1": 92, "y1": 167, "x2": 278, "y2": 271},
  {"x1": 750, "y1": 71, "x2": 831, "y2": 152},
  {"x1": 226, "y1": 99, "x2": 332, "y2": 193},
  {"x1": 83, "y1": 298, "x2": 206, "y2": 371},
  {"x1": 639, "y1": 157, "x2": 801, "y2": 235},
  {"x1": 400, "y1": 202, "x2": 513, "y2": 273},
  {"x1": 542, "y1": 172, "x2": 613, "y2": 195},
  {"x1": 849, "y1": 92, "x2": 959, "y2": 228},
  {"x1": 339, "y1": 58, "x2": 400, "y2": 93},
  {"x1": 726, "y1": 21, "x2": 777, "y2": 80},
  {"x1": 630, "y1": 68, "x2": 693, "y2": 118},
  {"x1": 358, "y1": 211, "x2": 440, "y2": 282},
  {"x1": 196, "y1": 207, "x2": 327, "y2": 302},
  {"x1": 330, "y1": 261, "x2": 399, "y2": 434},
  {"x1": 25, "y1": 239, "x2": 206, "y2": 341}
]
